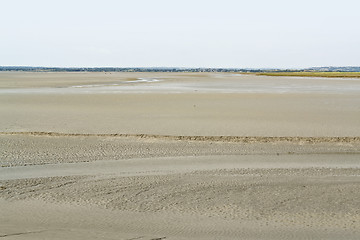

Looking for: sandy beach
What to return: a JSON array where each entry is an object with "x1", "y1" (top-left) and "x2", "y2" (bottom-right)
[{"x1": 1, "y1": 72, "x2": 360, "y2": 239}]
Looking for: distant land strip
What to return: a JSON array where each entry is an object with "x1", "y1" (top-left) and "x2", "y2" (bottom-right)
[
  {"x1": 1, "y1": 66, "x2": 360, "y2": 73},
  {"x1": 253, "y1": 72, "x2": 360, "y2": 78},
  {"x1": 1, "y1": 132, "x2": 360, "y2": 143}
]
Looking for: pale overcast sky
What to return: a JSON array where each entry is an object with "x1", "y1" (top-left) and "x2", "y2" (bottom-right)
[{"x1": 1, "y1": 0, "x2": 359, "y2": 68}]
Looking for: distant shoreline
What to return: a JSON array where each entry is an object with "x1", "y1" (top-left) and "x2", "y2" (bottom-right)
[
  {"x1": 1, "y1": 66, "x2": 360, "y2": 74},
  {"x1": 251, "y1": 72, "x2": 360, "y2": 78}
]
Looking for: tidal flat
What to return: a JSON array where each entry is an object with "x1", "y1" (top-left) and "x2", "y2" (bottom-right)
[{"x1": 1, "y1": 72, "x2": 360, "y2": 239}]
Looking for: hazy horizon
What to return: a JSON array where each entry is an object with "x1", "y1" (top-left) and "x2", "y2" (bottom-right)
[
  {"x1": 1, "y1": 0, "x2": 359, "y2": 68},
  {"x1": 1, "y1": 65, "x2": 359, "y2": 70}
]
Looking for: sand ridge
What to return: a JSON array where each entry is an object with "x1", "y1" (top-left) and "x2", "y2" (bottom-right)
[
  {"x1": 1, "y1": 134, "x2": 360, "y2": 168},
  {"x1": 1, "y1": 131, "x2": 360, "y2": 143}
]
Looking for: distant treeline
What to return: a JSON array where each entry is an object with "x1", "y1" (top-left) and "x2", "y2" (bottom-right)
[
  {"x1": 1, "y1": 66, "x2": 359, "y2": 73},
  {"x1": 0, "y1": 66, "x2": 250, "y2": 73}
]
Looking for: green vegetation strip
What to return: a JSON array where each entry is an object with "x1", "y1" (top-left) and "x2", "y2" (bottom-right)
[{"x1": 254, "y1": 72, "x2": 360, "y2": 78}]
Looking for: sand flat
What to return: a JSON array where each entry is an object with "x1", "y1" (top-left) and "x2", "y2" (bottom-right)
[
  {"x1": 1, "y1": 156, "x2": 360, "y2": 240},
  {"x1": 1, "y1": 72, "x2": 360, "y2": 239},
  {"x1": 1, "y1": 92, "x2": 360, "y2": 136},
  {"x1": 1, "y1": 72, "x2": 360, "y2": 136}
]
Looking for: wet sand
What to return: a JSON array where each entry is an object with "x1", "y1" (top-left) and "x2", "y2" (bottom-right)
[{"x1": 1, "y1": 72, "x2": 360, "y2": 239}]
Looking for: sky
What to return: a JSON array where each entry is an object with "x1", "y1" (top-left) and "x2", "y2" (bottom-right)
[{"x1": 1, "y1": 0, "x2": 359, "y2": 68}]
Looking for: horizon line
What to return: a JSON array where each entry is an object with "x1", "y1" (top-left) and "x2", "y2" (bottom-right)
[{"x1": 1, "y1": 65, "x2": 359, "y2": 70}]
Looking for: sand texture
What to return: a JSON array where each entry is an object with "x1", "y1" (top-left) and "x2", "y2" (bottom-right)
[{"x1": 1, "y1": 72, "x2": 360, "y2": 239}]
